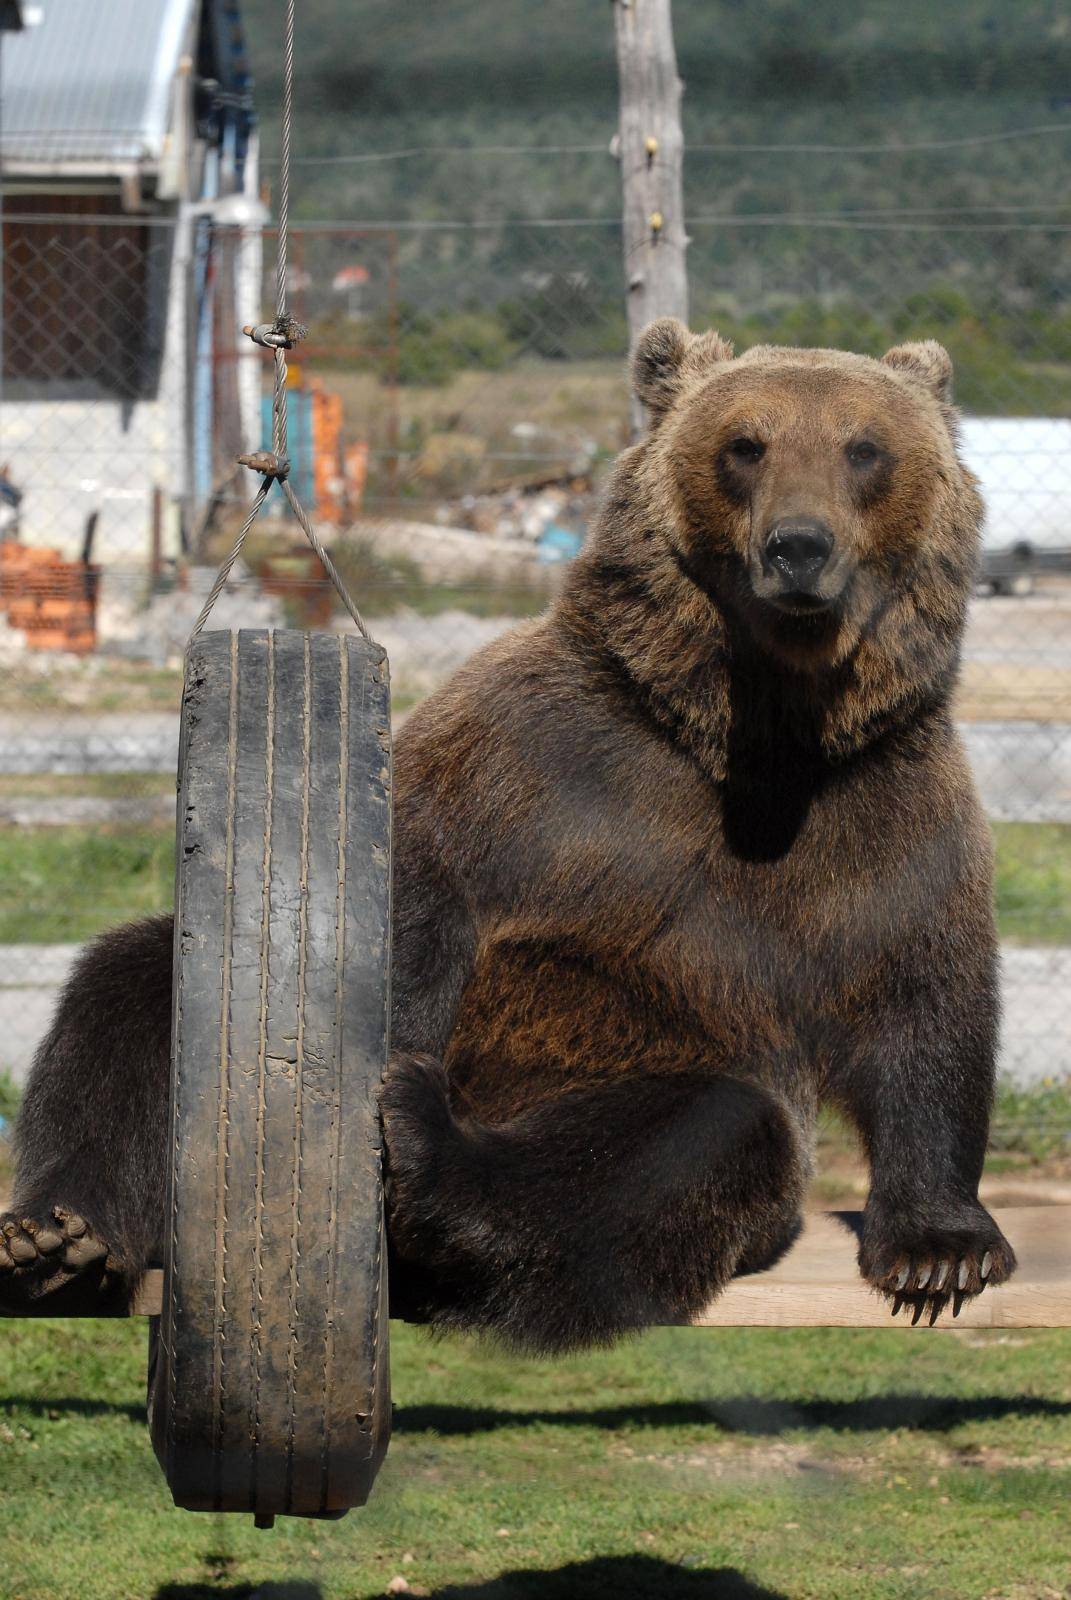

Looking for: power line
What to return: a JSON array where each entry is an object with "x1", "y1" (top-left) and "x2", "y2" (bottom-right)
[
  {"x1": 690, "y1": 202, "x2": 1071, "y2": 220},
  {"x1": 261, "y1": 119, "x2": 1071, "y2": 167},
  {"x1": 277, "y1": 143, "x2": 608, "y2": 166},
  {"x1": 690, "y1": 218, "x2": 1071, "y2": 233},
  {"x1": 9, "y1": 201, "x2": 1071, "y2": 233},
  {"x1": 689, "y1": 122, "x2": 1071, "y2": 154},
  {"x1": 262, "y1": 201, "x2": 1071, "y2": 231},
  {"x1": 283, "y1": 215, "x2": 1071, "y2": 234}
]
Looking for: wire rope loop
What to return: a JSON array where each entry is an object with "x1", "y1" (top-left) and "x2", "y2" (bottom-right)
[{"x1": 187, "y1": 0, "x2": 373, "y2": 648}]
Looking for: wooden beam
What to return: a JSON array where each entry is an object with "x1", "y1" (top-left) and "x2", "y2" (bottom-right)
[
  {"x1": 612, "y1": 0, "x2": 688, "y2": 439},
  {"x1": 83, "y1": 1205, "x2": 1071, "y2": 1327},
  {"x1": 132, "y1": 1274, "x2": 163, "y2": 1316},
  {"x1": 4, "y1": 1206, "x2": 1066, "y2": 1326}
]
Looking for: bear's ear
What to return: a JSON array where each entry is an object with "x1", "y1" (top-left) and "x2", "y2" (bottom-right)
[
  {"x1": 881, "y1": 340, "x2": 954, "y2": 402},
  {"x1": 632, "y1": 318, "x2": 733, "y2": 418}
]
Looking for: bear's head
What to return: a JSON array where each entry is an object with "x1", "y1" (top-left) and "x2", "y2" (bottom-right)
[{"x1": 623, "y1": 317, "x2": 982, "y2": 687}]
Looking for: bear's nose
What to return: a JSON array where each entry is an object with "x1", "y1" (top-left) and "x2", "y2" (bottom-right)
[{"x1": 764, "y1": 518, "x2": 834, "y2": 588}]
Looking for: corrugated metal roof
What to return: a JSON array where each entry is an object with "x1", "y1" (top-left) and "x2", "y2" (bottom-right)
[{"x1": 0, "y1": 0, "x2": 196, "y2": 165}]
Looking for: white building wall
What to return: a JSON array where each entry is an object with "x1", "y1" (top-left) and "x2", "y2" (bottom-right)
[
  {"x1": 2, "y1": 209, "x2": 193, "y2": 567},
  {"x1": 2, "y1": 203, "x2": 267, "y2": 570}
]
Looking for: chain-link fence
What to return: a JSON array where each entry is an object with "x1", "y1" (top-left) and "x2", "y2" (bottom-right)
[{"x1": 1, "y1": 207, "x2": 1069, "y2": 1109}]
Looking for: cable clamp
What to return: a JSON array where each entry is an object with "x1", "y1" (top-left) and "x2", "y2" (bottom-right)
[
  {"x1": 237, "y1": 450, "x2": 291, "y2": 481},
  {"x1": 242, "y1": 313, "x2": 309, "y2": 351}
]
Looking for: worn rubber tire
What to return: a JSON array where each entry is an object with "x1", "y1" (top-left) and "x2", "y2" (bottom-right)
[{"x1": 149, "y1": 628, "x2": 392, "y2": 1519}]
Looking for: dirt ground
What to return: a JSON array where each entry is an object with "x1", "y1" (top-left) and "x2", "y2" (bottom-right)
[{"x1": 958, "y1": 579, "x2": 1071, "y2": 722}]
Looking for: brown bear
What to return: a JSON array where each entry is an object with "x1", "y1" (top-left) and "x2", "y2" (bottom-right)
[{"x1": 1, "y1": 320, "x2": 1016, "y2": 1349}]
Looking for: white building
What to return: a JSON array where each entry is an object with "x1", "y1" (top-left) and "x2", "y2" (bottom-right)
[
  {"x1": 0, "y1": 0, "x2": 264, "y2": 566},
  {"x1": 960, "y1": 417, "x2": 1071, "y2": 592}
]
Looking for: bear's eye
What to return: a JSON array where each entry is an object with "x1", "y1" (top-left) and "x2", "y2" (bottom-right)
[
  {"x1": 727, "y1": 437, "x2": 765, "y2": 464},
  {"x1": 846, "y1": 440, "x2": 880, "y2": 467}
]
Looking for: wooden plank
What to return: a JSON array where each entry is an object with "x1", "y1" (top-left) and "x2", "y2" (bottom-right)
[
  {"x1": 133, "y1": 1273, "x2": 164, "y2": 1316},
  {"x1": 127, "y1": 1205, "x2": 1071, "y2": 1327}
]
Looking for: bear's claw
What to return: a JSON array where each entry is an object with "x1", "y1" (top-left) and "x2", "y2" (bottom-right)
[
  {"x1": 0, "y1": 1206, "x2": 109, "y2": 1282},
  {"x1": 878, "y1": 1244, "x2": 1012, "y2": 1307},
  {"x1": 860, "y1": 1205, "x2": 1016, "y2": 1325}
]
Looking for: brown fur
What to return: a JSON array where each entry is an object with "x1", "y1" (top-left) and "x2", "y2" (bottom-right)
[
  {"x1": 4, "y1": 321, "x2": 1015, "y2": 1348},
  {"x1": 383, "y1": 322, "x2": 1013, "y2": 1339}
]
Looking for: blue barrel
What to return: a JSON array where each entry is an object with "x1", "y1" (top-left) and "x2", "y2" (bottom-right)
[{"x1": 261, "y1": 391, "x2": 317, "y2": 513}]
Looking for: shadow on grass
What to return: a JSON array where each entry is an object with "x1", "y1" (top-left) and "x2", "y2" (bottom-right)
[
  {"x1": 407, "y1": 1557, "x2": 787, "y2": 1598},
  {"x1": 2, "y1": 1395, "x2": 145, "y2": 1422},
  {"x1": 9, "y1": 1391, "x2": 1070, "y2": 1440},
  {"x1": 396, "y1": 1393, "x2": 1071, "y2": 1437},
  {"x1": 152, "y1": 1567, "x2": 784, "y2": 1600},
  {"x1": 155, "y1": 1585, "x2": 322, "y2": 1600}
]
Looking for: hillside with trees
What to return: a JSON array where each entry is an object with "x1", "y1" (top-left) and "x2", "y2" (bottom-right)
[
  {"x1": 242, "y1": 2, "x2": 1070, "y2": 234},
  {"x1": 238, "y1": 2, "x2": 1071, "y2": 418}
]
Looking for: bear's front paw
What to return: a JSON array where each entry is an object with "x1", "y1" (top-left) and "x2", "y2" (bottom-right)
[
  {"x1": 859, "y1": 1200, "x2": 1016, "y2": 1325},
  {"x1": 0, "y1": 1205, "x2": 112, "y2": 1307}
]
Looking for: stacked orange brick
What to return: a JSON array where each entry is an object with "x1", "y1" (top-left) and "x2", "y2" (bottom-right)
[{"x1": 0, "y1": 542, "x2": 99, "y2": 653}]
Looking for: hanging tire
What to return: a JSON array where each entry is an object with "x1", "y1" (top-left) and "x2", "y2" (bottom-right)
[{"x1": 149, "y1": 628, "x2": 393, "y2": 1520}]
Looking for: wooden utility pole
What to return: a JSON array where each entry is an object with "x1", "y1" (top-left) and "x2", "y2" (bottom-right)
[{"x1": 613, "y1": 0, "x2": 688, "y2": 437}]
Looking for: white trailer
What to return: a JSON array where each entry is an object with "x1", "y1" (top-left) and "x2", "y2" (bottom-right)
[{"x1": 959, "y1": 417, "x2": 1071, "y2": 595}]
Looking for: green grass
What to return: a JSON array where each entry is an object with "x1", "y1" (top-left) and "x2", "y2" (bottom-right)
[
  {"x1": 0, "y1": 662, "x2": 182, "y2": 716},
  {"x1": 0, "y1": 1071, "x2": 20, "y2": 1126},
  {"x1": 0, "y1": 826, "x2": 173, "y2": 944},
  {"x1": 0, "y1": 774, "x2": 174, "y2": 802},
  {"x1": 2, "y1": 1316, "x2": 1071, "y2": 1599},
  {"x1": 813, "y1": 1079, "x2": 1071, "y2": 1182},
  {"x1": 3, "y1": 808, "x2": 1069, "y2": 1595},
  {"x1": 2, "y1": 819, "x2": 1069, "y2": 950},
  {"x1": 988, "y1": 1077, "x2": 1071, "y2": 1165},
  {"x1": 992, "y1": 823, "x2": 1071, "y2": 947}
]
